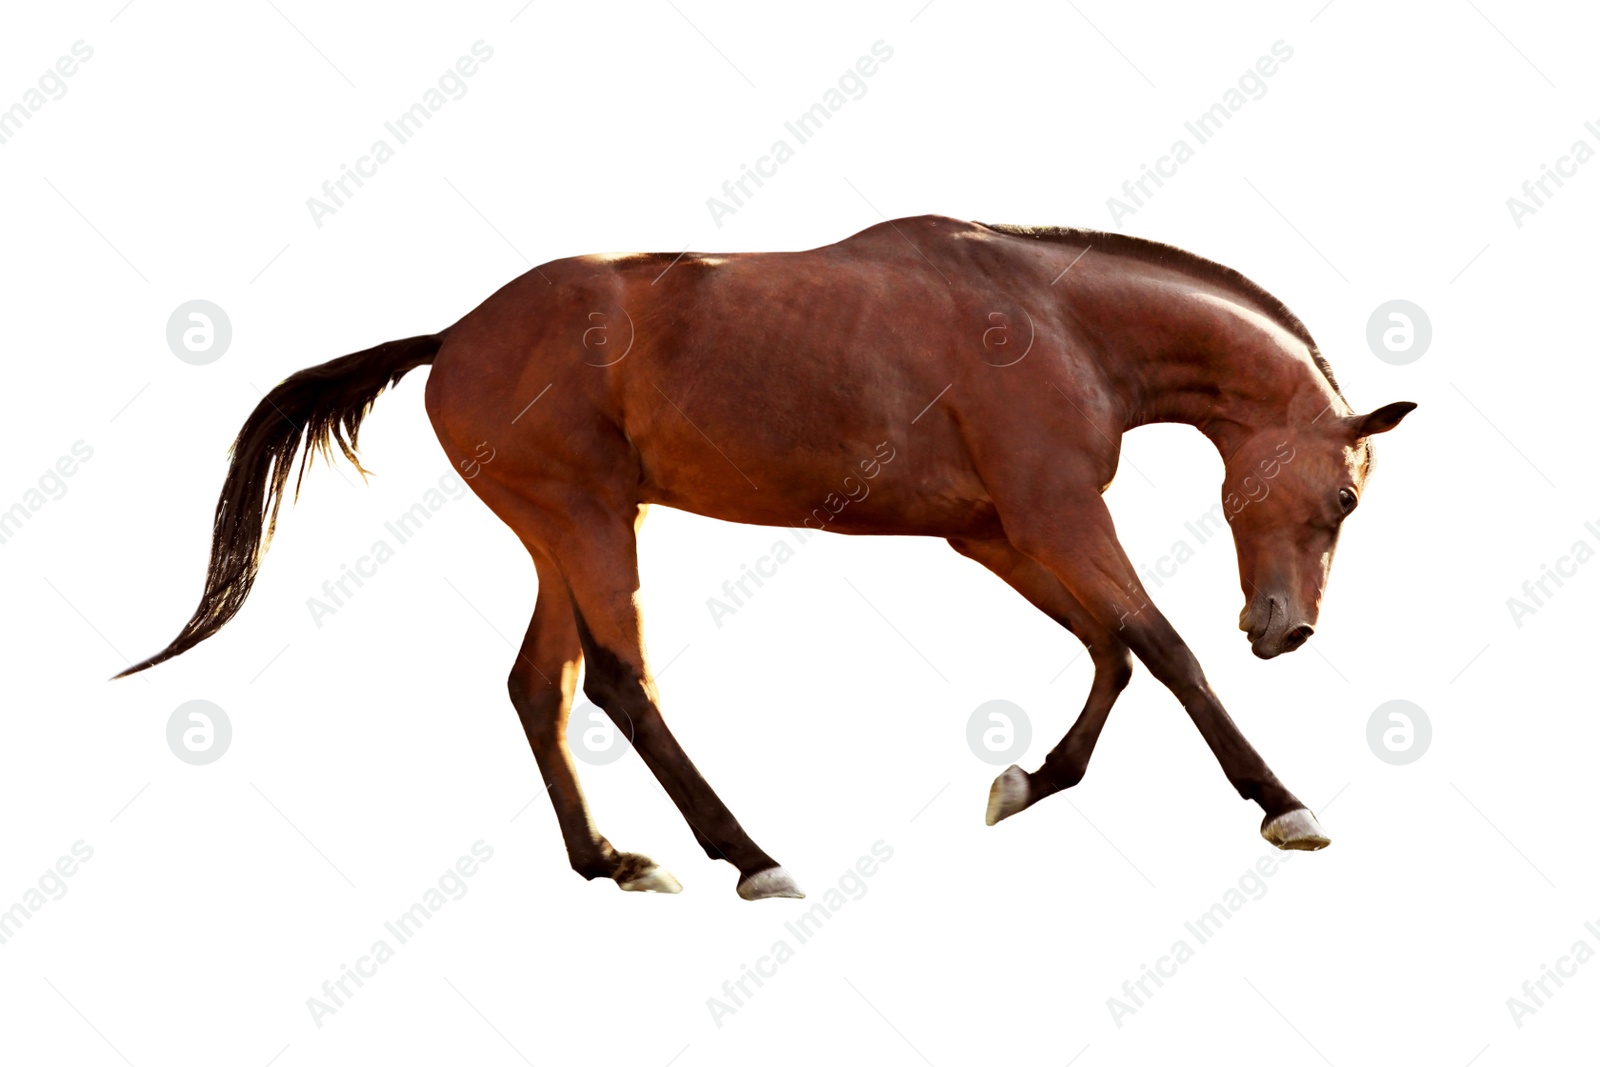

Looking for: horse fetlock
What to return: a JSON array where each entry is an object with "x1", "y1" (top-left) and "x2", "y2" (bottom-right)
[{"x1": 576, "y1": 847, "x2": 682, "y2": 893}]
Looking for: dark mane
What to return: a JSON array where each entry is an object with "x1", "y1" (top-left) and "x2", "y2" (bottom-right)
[{"x1": 975, "y1": 222, "x2": 1348, "y2": 404}]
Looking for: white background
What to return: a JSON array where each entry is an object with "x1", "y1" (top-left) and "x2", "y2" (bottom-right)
[{"x1": 2, "y1": 1, "x2": 1596, "y2": 1064}]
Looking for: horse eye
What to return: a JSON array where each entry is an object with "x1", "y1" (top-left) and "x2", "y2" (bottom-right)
[{"x1": 1338, "y1": 488, "x2": 1358, "y2": 513}]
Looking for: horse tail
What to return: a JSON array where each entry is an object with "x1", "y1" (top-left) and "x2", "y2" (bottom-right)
[{"x1": 115, "y1": 333, "x2": 443, "y2": 678}]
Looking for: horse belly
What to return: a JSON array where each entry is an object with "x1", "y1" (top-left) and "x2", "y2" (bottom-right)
[
  {"x1": 635, "y1": 424, "x2": 1001, "y2": 538},
  {"x1": 625, "y1": 321, "x2": 996, "y2": 535}
]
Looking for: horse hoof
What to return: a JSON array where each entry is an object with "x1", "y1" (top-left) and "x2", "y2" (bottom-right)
[
  {"x1": 986, "y1": 765, "x2": 1030, "y2": 826},
  {"x1": 737, "y1": 866, "x2": 805, "y2": 901},
  {"x1": 1261, "y1": 808, "x2": 1330, "y2": 851},
  {"x1": 618, "y1": 865, "x2": 683, "y2": 894}
]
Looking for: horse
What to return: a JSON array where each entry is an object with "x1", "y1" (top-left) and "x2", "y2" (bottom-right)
[{"x1": 118, "y1": 215, "x2": 1416, "y2": 900}]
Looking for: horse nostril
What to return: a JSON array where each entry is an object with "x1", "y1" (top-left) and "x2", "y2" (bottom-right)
[{"x1": 1284, "y1": 624, "x2": 1314, "y2": 649}]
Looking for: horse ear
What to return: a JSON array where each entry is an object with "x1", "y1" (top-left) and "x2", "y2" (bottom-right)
[{"x1": 1351, "y1": 401, "x2": 1417, "y2": 438}]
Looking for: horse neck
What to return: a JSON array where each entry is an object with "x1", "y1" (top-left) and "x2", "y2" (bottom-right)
[{"x1": 1083, "y1": 272, "x2": 1340, "y2": 461}]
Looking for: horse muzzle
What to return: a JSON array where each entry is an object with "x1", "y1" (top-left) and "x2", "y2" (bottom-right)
[{"x1": 1240, "y1": 596, "x2": 1314, "y2": 659}]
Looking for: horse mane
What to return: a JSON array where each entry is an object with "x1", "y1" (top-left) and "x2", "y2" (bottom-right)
[{"x1": 975, "y1": 222, "x2": 1349, "y2": 405}]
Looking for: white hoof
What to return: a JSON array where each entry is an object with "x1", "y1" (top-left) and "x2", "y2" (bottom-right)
[
  {"x1": 986, "y1": 765, "x2": 1030, "y2": 826},
  {"x1": 618, "y1": 865, "x2": 683, "y2": 893},
  {"x1": 1261, "y1": 808, "x2": 1331, "y2": 851},
  {"x1": 737, "y1": 866, "x2": 805, "y2": 901}
]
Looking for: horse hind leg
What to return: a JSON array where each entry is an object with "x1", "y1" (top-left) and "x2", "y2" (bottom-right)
[
  {"x1": 948, "y1": 538, "x2": 1133, "y2": 825},
  {"x1": 508, "y1": 546, "x2": 681, "y2": 893},
  {"x1": 539, "y1": 499, "x2": 800, "y2": 900}
]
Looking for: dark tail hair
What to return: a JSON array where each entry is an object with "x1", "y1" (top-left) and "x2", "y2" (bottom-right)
[{"x1": 115, "y1": 334, "x2": 443, "y2": 678}]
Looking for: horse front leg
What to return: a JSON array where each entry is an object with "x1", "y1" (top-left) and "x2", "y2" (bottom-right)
[
  {"x1": 947, "y1": 537, "x2": 1133, "y2": 824},
  {"x1": 998, "y1": 496, "x2": 1329, "y2": 850}
]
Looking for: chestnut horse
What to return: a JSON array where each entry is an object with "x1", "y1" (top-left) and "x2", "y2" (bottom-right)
[{"x1": 119, "y1": 216, "x2": 1415, "y2": 900}]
